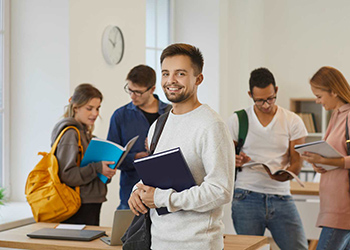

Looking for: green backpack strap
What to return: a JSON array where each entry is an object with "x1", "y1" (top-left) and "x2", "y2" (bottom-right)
[{"x1": 234, "y1": 109, "x2": 248, "y2": 155}]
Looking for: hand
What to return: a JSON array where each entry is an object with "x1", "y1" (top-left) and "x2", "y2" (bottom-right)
[
  {"x1": 134, "y1": 151, "x2": 149, "y2": 160},
  {"x1": 128, "y1": 189, "x2": 148, "y2": 216},
  {"x1": 264, "y1": 167, "x2": 291, "y2": 182},
  {"x1": 144, "y1": 137, "x2": 150, "y2": 153},
  {"x1": 311, "y1": 163, "x2": 327, "y2": 174},
  {"x1": 136, "y1": 183, "x2": 157, "y2": 209},
  {"x1": 235, "y1": 152, "x2": 251, "y2": 167},
  {"x1": 301, "y1": 151, "x2": 324, "y2": 165},
  {"x1": 101, "y1": 161, "x2": 116, "y2": 179}
]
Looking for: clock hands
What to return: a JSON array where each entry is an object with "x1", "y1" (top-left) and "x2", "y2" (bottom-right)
[{"x1": 109, "y1": 38, "x2": 116, "y2": 48}]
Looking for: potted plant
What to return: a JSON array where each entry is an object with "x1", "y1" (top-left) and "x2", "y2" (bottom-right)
[{"x1": 0, "y1": 187, "x2": 5, "y2": 205}]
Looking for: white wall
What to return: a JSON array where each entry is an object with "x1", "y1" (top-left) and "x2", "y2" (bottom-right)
[
  {"x1": 172, "y1": 0, "x2": 221, "y2": 113},
  {"x1": 11, "y1": 0, "x2": 146, "y2": 227},
  {"x1": 222, "y1": 0, "x2": 350, "y2": 119},
  {"x1": 10, "y1": 0, "x2": 70, "y2": 201},
  {"x1": 69, "y1": 0, "x2": 146, "y2": 227}
]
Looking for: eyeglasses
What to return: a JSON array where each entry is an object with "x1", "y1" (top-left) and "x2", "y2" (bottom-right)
[
  {"x1": 253, "y1": 96, "x2": 277, "y2": 106},
  {"x1": 124, "y1": 83, "x2": 153, "y2": 97}
]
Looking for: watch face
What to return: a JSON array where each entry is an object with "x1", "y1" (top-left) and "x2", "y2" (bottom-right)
[{"x1": 102, "y1": 25, "x2": 124, "y2": 65}]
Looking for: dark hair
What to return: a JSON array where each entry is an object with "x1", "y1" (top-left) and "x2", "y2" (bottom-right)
[
  {"x1": 310, "y1": 66, "x2": 350, "y2": 104},
  {"x1": 249, "y1": 68, "x2": 276, "y2": 94},
  {"x1": 126, "y1": 65, "x2": 156, "y2": 88},
  {"x1": 160, "y1": 43, "x2": 204, "y2": 75}
]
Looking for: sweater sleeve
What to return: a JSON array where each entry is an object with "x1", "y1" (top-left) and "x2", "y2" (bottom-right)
[
  {"x1": 153, "y1": 121, "x2": 235, "y2": 213},
  {"x1": 56, "y1": 129, "x2": 103, "y2": 187}
]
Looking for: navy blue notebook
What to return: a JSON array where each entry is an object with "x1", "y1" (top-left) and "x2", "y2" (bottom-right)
[{"x1": 133, "y1": 147, "x2": 196, "y2": 215}]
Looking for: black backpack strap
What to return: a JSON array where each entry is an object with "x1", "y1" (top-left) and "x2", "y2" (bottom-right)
[
  {"x1": 235, "y1": 109, "x2": 249, "y2": 155},
  {"x1": 164, "y1": 104, "x2": 172, "y2": 113},
  {"x1": 150, "y1": 111, "x2": 170, "y2": 154},
  {"x1": 345, "y1": 116, "x2": 350, "y2": 193}
]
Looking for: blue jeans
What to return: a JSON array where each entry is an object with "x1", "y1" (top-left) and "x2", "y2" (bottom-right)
[
  {"x1": 231, "y1": 188, "x2": 308, "y2": 250},
  {"x1": 317, "y1": 227, "x2": 350, "y2": 250},
  {"x1": 117, "y1": 202, "x2": 130, "y2": 210}
]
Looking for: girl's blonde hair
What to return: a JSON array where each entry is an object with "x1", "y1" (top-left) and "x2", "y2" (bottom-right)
[
  {"x1": 64, "y1": 83, "x2": 103, "y2": 135},
  {"x1": 310, "y1": 66, "x2": 350, "y2": 104}
]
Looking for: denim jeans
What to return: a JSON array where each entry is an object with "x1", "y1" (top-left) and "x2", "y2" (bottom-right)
[
  {"x1": 317, "y1": 227, "x2": 350, "y2": 250},
  {"x1": 231, "y1": 188, "x2": 308, "y2": 250}
]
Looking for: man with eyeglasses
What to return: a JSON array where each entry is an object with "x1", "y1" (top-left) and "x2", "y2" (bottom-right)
[
  {"x1": 107, "y1": 64, "x2": 171, "y2": 210},
  {"x1": 227, "y1": 68, "x2": 308, "y2": 250}
]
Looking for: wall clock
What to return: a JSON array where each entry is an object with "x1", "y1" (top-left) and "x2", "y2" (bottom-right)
[{"x1": 102, "y1": 25, "x2": 124, "y2": 65}]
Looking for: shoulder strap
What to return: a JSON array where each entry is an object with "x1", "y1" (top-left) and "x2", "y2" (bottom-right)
[
  {"x1": 164, "y1": 104, "x2": 172, "y2": 113},
  {"x1": 49, "y1": 126, "x2": 83, "y2": 192},
  {"x1": 50, "y1": 126, "x2": 83, "y2": 161},
  {"x1": 150, "y1": 111, "x2": 170, "y2": 155},
  {"x1": 234, "y1": 109, "x2": 248, "y2": 155}
]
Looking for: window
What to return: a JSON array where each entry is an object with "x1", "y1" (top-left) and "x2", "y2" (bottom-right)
[
  {"x1": 146, "y1": 0, "x2": 170, "y2": 103},
  {"x1": 0, "y1": 0, "x2": 9, "y2": 189}
]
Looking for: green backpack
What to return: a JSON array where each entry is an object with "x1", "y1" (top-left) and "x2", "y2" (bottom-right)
[{"x1": 234, "y1": 109, "x2": 248, "y2": 177}]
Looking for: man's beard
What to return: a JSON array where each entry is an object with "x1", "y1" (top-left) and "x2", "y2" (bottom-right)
[{"x1": 165, "y1": 91, "x2": 190, "y2": 103}]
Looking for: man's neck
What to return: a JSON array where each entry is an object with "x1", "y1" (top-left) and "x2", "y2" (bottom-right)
[
  {"x1": 253, "y1": 105, "x2": 278, "y2": 127},
  {"x1": 138, "y1": 95, "x2": 159, "y2": 113},
  {"x1": 172, "y1": 98, "x2": 202, "y2": 115}
]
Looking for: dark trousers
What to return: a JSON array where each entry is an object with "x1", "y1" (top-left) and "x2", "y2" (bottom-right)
[{"x1": 62, "y1": 203, "x2": 102, "y2": 226}]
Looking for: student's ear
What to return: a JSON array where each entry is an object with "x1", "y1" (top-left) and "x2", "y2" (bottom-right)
[
  {"x1": 150, "y1": 85, "x2": 156, "y2": 94},
  {"x1": 330, "y1": 90, "x2": 338, "y2": 97},
  {"x1": 195, "y1": 74, "x2": 204, "y2": 86},
  {"x1": 248, "y1": 91, "x2": 252, "y2": 98},
  {"x1": 275, "y1": 86, "x2": 279, "y2": 95}
]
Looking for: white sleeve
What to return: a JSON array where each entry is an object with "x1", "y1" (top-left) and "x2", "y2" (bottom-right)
[
  {"x1": 226, "y1": 113, "x2": 239, "y2": 142},
  {"x1": 153, "y1": 121, "x2": 235, "y2": 213}
]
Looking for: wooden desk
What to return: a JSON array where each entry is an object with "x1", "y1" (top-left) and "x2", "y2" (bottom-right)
[
  {"x1": 290, "y1": 181, "x2": 319, "y2": 196},
  {"x1": 0, "y1": 223, "x2": 268, "y2": 250},
  {"x1": 290, "y1": 181, "x2": 320, "y2": 250},
  {"x1": 224, "y1": 234, "x2": 269, "y2": 250}
]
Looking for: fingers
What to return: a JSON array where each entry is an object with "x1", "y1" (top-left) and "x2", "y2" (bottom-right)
[
  {"x1": 128, "y1": 190, "x2": 147, "y2": 216},
  {"x1": 312, "y1": 164, "x2": 327, "y2": 173}
]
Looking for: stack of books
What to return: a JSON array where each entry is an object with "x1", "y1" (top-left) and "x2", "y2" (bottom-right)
[{"x1": 296, "y1": 113, "x2": 317, "y2": 133}]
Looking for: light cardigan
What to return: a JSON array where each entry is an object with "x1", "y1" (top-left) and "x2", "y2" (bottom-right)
[{"x1": 317, "y1": 103, "x2": 350, "y2": 229}]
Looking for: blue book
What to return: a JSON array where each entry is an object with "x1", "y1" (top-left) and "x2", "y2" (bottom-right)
[
  {"x1": 80, "y1": 135, "x2": 139, "y2": 183},
  {"x1": 133, "y1": 147, "x2": 196, "y2": 215}
]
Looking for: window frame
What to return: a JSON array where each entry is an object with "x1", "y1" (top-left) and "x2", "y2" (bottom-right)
[
  {"x1": 1, "y1": 0, "x2": 10, "y2": 193},
  {"x1": 146, "y1": 0, "x2": 172, "y2": 102}
]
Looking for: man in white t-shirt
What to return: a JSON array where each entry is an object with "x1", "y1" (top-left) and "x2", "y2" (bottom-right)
[
  {"x1": 128, "y1": 43, "x2": 235, "y2": 250},
  {"x1": 227, "y1": 68, "x2": 308, "y2": 250}
]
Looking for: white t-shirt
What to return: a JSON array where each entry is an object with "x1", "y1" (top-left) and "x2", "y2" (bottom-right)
[{"x1": 227, "y1": 105, "x2": 307, "y2": 195}]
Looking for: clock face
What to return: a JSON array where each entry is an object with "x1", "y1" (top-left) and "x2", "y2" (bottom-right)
[{"x1": 102, "y1": 25, "x2": 124, "y2": 65}]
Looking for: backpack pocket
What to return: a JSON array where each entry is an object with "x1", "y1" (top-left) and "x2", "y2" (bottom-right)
[{"x1": 26, "y1": 184, "x2": 68, "y2": 222}]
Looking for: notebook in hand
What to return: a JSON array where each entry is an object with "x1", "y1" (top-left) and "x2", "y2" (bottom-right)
[
  {"x1": 27, "y1": 228, "x2": 105, "y2": 241},
  {"x1": 80, "y1": 135, "x2": 139, "y2": 183},
  {"x1": 100, "y1": 209, "x2": 135, "y2": 246},
  {"x1": 294, "y1": 140, "x2": 342, "y2": 171},
  {"x1": 133, "y1": 147, "x2": 196, "y2": 215}
]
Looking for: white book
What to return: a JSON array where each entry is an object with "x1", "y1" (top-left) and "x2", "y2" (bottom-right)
[
  {"x1": 55, "y1": 224, "x2": 86, "y2": 230},
  {"x1": 294, "y1": 140, "x2": 342, "y2": 171}
]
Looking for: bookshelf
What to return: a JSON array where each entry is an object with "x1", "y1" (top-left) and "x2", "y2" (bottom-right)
[
  {"x1": 290, "y1": 98, "x2": 331, "y2": 142},
  {"x1": 290, "y1": 98, "x2": 331, "y2": 182}
]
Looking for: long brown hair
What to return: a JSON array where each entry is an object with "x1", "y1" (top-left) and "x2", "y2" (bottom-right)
[
  {"x1": 310, "y1": 66, "x2": 350, "y2": 104},
  {"x1": 64, "y1": 83, "x2": 103, "y2": 134}
]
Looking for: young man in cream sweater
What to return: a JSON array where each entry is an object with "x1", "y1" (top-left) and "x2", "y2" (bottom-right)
[{"x1": 128, "y1": 43, "x2": 235, "y2": 250}]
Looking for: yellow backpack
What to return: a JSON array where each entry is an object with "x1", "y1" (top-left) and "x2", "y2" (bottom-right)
[{"x1": 25, "y1": 126, "x2": 83, "y2": 223}]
